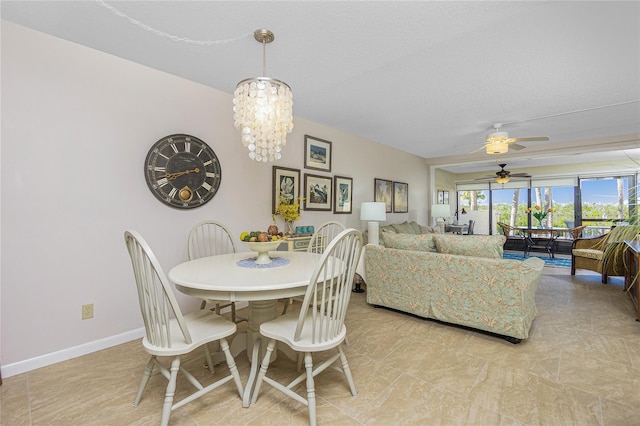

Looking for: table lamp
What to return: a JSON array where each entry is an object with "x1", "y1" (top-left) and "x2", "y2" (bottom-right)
[
  {"x1": 431, "y1": 204, "x2": 450, "y2": 233},
  {"x1": 360, "y1": 202, "x2": 386, "y2": 245}
]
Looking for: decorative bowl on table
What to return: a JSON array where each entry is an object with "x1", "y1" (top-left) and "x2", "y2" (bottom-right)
[{"x1": 243, "y1": 240, "x2": 284, "y2": 264}]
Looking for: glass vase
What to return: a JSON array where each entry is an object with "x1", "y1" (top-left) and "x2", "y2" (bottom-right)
[{"x1": 285, "y1": 221, "x2": 295, "y2": 236}]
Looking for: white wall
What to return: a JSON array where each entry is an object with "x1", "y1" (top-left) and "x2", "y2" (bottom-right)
[{"x1": 0, "y1": 21, "x2": 429, "y2": 374}]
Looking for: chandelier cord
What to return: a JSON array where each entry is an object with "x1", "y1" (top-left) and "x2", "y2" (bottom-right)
[
  {"x1": 95, "y1": 0, "x2": 252, "y2": 46},
  {"x1": 501, "y1": 100, "x2": 640, "y2": 127}
]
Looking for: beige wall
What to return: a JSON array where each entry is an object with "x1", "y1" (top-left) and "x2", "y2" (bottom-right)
[{"x1": 0, "y1": 22, "x2": 430, "y2": 374}]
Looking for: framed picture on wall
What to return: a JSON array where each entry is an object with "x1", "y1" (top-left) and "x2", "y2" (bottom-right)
[
  {"x1": 393, "y1": 181, "x2": 408, "y2": 213},
  {"x1": 437, "y1": 190, "x2": 444, "y2": 204},
  {"x1": 304, "y1": 135, "x2": 332, "y2": 172},
  {"x1": 304, "y1": 173, "x2": 332, "y2": 211},
  {"x1": 272, "y1": 166, "x2": 300, "y2": 213},
  {"x1": 374, "y1": 178, "x2": 393, "y2": 213},
  {"x1": 443, "y1": 190, "x2": 449, "y2": 204},
  {"x1": 333, "y1": 175, "x2": 353, "y2": 214}
]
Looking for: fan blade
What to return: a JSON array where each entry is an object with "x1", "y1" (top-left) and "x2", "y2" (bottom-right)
[
  {"x1": 509, "y1": 143, "x2": 526, "y2": 151},
  {"x1": 509, "y1": 173, "x2": 532, "y2": 178},
  {"x1": 509, "y1": 136, "x2": 549, "y2": 142},
  {"x1": 468, "y1": 145, "x2": 489, "y2": 154}
]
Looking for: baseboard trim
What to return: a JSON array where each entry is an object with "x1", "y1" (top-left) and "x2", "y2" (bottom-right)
[{"x1": 1, "y1": 327, "x2": 145, "y2": 378}]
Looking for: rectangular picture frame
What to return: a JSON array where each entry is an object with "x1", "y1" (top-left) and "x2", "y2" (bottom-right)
[
  {"x1": 437, "y1": 190, "x2": 444, "y2": 204},
  {"x1": 443, "y1": 190, "x2": 450, "y2": 204},
  {"x1": 272, "y1": 166, "x2": 300, "y2": 214},
  {"x1": 374, "y1": 178, "x2": 393, "y2": 213},
  {"x1": 304, "y1": 135, "x2": 332, "y2": 172},
  {"x1": 304, "y1": 173, "x2": 332, "y2": 211},
  {"x1": 333, "y1": 175, "x2": 353, "y2": 214},
  {"x1": 393, "y1": 181, "x2": 408, "y2": 213}
]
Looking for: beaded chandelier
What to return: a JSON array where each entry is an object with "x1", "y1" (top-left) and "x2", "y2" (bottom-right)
[{"x1": 233, "y1": 29, "x2": 293, "y2": 163}]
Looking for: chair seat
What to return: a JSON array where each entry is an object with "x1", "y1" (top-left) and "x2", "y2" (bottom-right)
[
  {"x1": 142, "y1": 309, "x2": 237, "y2": 356},
  {"x1": 260, "y1": 313, "x2": 347, "y2": 352},
  {"x1": 572, "y1": 248, "x2": 603, "y2": 261}
]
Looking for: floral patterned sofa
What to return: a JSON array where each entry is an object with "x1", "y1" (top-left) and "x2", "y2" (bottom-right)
[{"x1": 364, "y1": 233, "x2": 544, "y2": 343}]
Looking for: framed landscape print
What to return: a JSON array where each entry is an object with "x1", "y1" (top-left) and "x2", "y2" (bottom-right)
[
  {"x1": 272, "y1": 166, "x2": 300, "y2": 213},
  {"x1": 333, "y1": 175, "x2": 353, "y2": 214},
  {"x1": 374, "y1": 178, "x2": 393, "y2": 213},
  {"x1": 393, "y1": 181, "x2": 408, "y2": 213},
  {"x1": 304, "y1": 173, "x2": 332, "y2": 211},
  {"x1": 304, "y1": 135, "x2": 332, "y2": 172}
]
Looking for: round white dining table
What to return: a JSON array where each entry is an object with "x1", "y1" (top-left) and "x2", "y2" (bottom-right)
[{"x1": 168, "y1": 250, "x2": 322, "y2": 407}]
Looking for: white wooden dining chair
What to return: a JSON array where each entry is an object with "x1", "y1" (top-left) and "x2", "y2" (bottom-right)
[
  {"x1": 188, "y1": 220, "x2": 245, "y2": 323},
  {"x1": 250, "y1": 228, "x2": 363, "y2": 426},
  {"x1": 124, "y1": 230, "x2": 244, "y2": 426},
  {"x1": 282, "y1": 221, "x2": 346, "y2": 314}
]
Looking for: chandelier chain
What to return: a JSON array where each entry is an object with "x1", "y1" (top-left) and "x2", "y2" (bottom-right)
[{"x1": 96, "y1": 0, "x2": 252, "y2": 46}]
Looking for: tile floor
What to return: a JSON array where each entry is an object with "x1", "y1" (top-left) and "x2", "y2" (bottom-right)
[{"x1": 2, "y1": 267, "x2": 640, "y2": 425}]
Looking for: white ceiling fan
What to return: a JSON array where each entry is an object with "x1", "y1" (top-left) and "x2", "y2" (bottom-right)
[{"x1": 470, "y1": 123, "x2": 550, "y2": 154}]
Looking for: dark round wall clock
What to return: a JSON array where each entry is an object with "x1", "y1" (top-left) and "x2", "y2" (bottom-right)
[{"x1": 144, "y1": 134, "x2": 221, "y2": 209}]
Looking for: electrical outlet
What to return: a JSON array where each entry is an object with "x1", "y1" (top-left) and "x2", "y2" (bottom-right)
[{"x1": 82, "y1": 303, "x2": 94, "y2": 320}]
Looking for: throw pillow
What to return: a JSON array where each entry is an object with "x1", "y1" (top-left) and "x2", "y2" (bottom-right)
[
  {"x1": 408, "y1": 221, "x2": 423, "y2": 234},
  {"x1": 433, "y1": 234, "x2": 506, "y2": 259},
  {"x1": 391, "y1": 221, "x2": 416, "y2": 234},
  {"x1": 382, "y1": 233, "x2": 437, "y2": 252},
  {"x1": 419, "y1": 225, "x2": 438, "y2": 234}
]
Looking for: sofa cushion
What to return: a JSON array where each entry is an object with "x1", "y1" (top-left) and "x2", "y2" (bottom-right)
[
  {"x1": 391, "y1": 221, "x2": 418, "y2": 234},
  {"x1": 382, "y1": 233, "x2": 437, "y2": 252},
  {"x1": 433, "y1": 234, "x2": 506, "y2": 259},
  {"x1": 572, "y1": 248, "x2": 603, "y2": 260},
  {"x1": 419, "y1": 225, "x2": 438, "y2": 234}
]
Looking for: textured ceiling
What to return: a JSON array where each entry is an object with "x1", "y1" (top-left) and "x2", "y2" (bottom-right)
[{"x1": 2, "y1": 1, "x2": 639, "y2": 174}]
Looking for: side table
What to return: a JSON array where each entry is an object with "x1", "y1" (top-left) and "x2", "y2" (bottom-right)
[
  {"x1": 280, "y1": 235, "x2": 313, "y2": 252},
  {"x1": 623, "y1": 240, "x2": 640, "y2": 321}
]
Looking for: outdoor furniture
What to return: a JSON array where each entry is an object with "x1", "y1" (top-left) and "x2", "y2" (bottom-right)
[{"x1": 571, "y1": 225, "x2": 640, "y2": 283}]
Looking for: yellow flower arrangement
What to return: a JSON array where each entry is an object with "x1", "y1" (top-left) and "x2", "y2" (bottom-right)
[
  {"x1": 274, "y1": 195, "x2": 303, "y2": 223},
  {"x1": 525, "y1": 205, "x2": 554, "y2": 224}
]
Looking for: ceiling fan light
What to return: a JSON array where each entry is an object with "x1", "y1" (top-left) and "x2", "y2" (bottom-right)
[
  {"x1": 486, "y1": 141, "x2": 509, "y2": 154},
  {"x1": 496, "y1": 176, "x2": 510, "y2": 184},
  {"x1": 486, "y1": 131, "x2": 508, "y2": 144}
]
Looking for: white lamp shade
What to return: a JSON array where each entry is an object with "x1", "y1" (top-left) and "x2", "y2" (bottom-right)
[
  {"x1": 431, "y1": 204, "x2": 450, "y2": 219},
  {"x1": 360, "y1": 202, "x2": 386, "y2": 221}
]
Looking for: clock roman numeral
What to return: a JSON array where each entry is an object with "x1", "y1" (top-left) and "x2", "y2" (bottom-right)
[
  {"x1": 184, "y1": 140, "x2": 191, "y2": 152},
  {"x1": 202, "y1": 182, "x2": 212, "y2": 191},
  {"x1": 154, "y1": 166, "x2": 166, "y2": 172},
  {"x1": 170, "y1": 143, "x2": 179, "y2": 153},
  {"x1": 206, "y1": 172, "x2": 219, "y2": 179},
  {"x1": 156, "y1": 177, "x2": 169, "y2": 187},
  {"x1": 168, "y1": 187, "x2": 178, "y2": 198}
]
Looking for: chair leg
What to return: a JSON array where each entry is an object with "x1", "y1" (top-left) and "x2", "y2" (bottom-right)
[
  {"x1": 571, "y1": 257, "x2": 576, "y2": 275},
  {"x1": 230, "y1": 302, "x2": 237, "y2": 322},
  {"x1": 161, "y1": 357, "x2": 181, "y2": 426},
  {"x1": 282, "y1": 298, "x2": 292, "y2": 315},
  {"x1": 304, "y1": 352, "x2": 317, "y2": 426},
  {"x1": 338, "y1": 346, "x2": 357, "y2": 396},
  {"x1": 200, "y1": 299, "x2": 207, "y2": 310},
  {"x1": 219, "y1": 338, "x2": 244, "y2": 397},
  {"x1": 203, "y1": 343, "x2": 215, "y2": 374},
  {"x1": 133, "y1": 356, "x2": 156, "y2": 407},
  {"x1": 250, "y1": 339, "x2": 276, "y2": 404}
]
